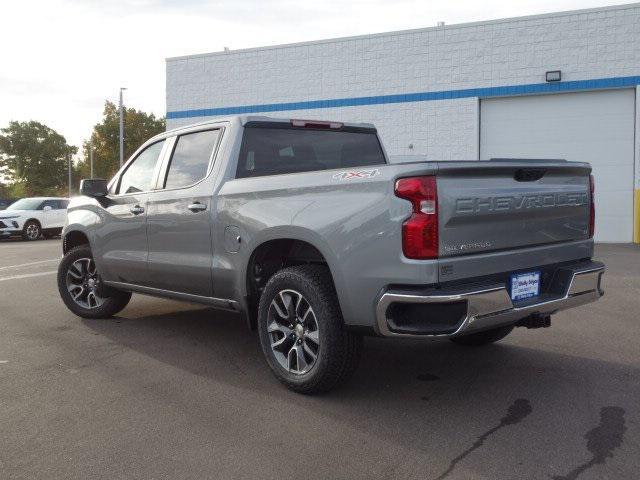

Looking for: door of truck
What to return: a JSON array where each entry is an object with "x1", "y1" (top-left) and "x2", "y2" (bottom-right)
[
  {"x1": 145, "y1": 128, "x2": 222, "y2": 297},
  {"x1": 92, "y1": 140, "x2": 167, "y2": 285}
]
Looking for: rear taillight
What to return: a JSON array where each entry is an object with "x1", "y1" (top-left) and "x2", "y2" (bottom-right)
[
  {"x1": 589, "y1": 174, "x2": 595, "y2": 238},
  {"x1": 395, "y1": 176, "x2": 438, "y2": 259}
]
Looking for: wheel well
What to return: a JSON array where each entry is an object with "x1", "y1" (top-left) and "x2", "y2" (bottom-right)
[
  {"x1": 63, "y1": 230, "x2": 90, "y2": 254},
  {"x1": 245, "y1": 239, "x2": 330, "y2": 330},
  {"x1": 24, "y1": 218, "x2": 40, "y2": 228}
]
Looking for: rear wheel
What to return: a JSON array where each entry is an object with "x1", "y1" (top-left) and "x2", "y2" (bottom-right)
[
  {"x1": 22, "y1": 220, "x2": 41, "y2": 241},
  {"x1": 57, "y1": 245, "x2": 131, "y2": 319},
  {"x1": 450, "y1": 324, "x2": 514, "y2": 346},
  {"x1": 258, "y1": 265, "x2": 362, "y2": 394}
]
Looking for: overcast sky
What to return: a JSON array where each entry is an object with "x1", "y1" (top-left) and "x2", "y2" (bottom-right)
[{"x1": 0, "y1": 0, "x2": 629, "y2": 151}]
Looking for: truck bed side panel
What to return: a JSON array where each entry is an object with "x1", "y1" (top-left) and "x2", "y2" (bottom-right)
[{"x1": 215, "y1": 163, "x2": 439, "y2": 327}]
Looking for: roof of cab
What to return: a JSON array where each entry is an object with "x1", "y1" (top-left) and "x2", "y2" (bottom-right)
[{"x1": 163, "y1": 115, "x2": 376, "y2": 136}]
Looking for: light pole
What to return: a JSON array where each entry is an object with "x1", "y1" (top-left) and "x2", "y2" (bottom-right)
[
  {"x1": 68, "y1": 152, "x2": 72, "y2": 197},
  {"x1": 119, "y1": 87, "x2": 127, "y2": 168},
  {"x1": 89, "y1": 136, "x2": 94, "y2": 178}
]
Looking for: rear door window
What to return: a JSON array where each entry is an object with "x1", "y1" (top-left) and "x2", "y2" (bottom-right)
[
  {"x1": 164, "y1": 129, "x2": 220, "y2": 189},
  {"x1": 237, "y1": 126, "x2": 385, "y2": 178}
]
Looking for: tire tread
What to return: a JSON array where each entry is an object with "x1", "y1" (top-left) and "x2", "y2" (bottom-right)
[
  {"x1": 258, "y1": 264, "x2": 361, "y2": 394},
  {"x1": 57, "y1": 245, "x2": 131, "y2": 319}
]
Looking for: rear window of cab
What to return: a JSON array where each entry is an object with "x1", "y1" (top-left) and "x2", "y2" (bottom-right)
[{"x1": 237, "y1": 123, "x2": 386, "y2": 178}]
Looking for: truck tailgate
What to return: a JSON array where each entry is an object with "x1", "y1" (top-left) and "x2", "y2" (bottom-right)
[{"x1": 437, "y1": 161, "x2": 592, "y2": 257}]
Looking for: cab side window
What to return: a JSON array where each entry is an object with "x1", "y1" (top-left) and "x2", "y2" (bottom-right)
[
  {"x1": 40, "y1": 200, "x2": 57, "y2": 210},
  {"x1": 163, "y1": 129, "x2": 220, "y2": 189},
  {"x1": 117, "y1": 141, "x2": 165, "y2": 194}
]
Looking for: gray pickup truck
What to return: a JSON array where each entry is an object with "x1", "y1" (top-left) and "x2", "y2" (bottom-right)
[{"x1": 57, "y1": 116, "x2": 604, "y2": 393}]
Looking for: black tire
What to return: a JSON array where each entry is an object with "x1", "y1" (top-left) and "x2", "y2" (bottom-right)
[
  {"x1": 258, "y1": 265, "x2": 362, "y2": 394},
  {"x1": 57, "y1": 245, "x2": 132, "y2": 319},
  {"x1": 22, "y1": 220, "x2": 41, "y2": 241},
  {"x1": 450, "y1": 324, "x2": 514, "y2": 346}
]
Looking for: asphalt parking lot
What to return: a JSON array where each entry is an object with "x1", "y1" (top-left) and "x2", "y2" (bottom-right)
[{"x1": 0, "y1": 239, "x2": 638, "y2": 479}]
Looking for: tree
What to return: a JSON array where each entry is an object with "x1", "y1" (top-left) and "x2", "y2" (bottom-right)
[
  {"x1": 0, "y1": 180, "x2": 26, "y2": 199},
  {"x1": 76, "y1": 101, "x2": 166, "y2": 181},
  {"x1": 0, "y1": 121, "x2": 76, "y2": 196}
]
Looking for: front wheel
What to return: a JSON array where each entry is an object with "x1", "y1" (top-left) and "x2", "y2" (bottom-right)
[
  {"x1": 258, "y1": 265, "x2": 362, "y2": 394},
  {"x1": 449, "y1": 324, "x2": 514, "y2": 346},
  {"x1": 57, "y1": 245, "x2": 132, "y2": 319},
  {"x1": 22, "y1": 220, "x2": 41, "y2": 241}
]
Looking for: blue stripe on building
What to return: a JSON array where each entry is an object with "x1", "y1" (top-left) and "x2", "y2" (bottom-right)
[{"x1": 167, "y1": 75, "x2": 640, "y2": 120}]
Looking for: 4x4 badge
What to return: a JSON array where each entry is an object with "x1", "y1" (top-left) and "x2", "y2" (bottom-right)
[{"x1": 333, "y1": 168, "x2": 380, "y2": 181}]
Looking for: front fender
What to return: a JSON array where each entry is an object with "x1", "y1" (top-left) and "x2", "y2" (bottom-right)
[{"x1": 62, "y1": 206, "x2": 101, "y2": 254}]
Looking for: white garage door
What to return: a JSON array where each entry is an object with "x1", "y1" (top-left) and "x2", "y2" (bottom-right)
[{"x1": 480, "y1": 89, "x2": 635, "y2": 242}]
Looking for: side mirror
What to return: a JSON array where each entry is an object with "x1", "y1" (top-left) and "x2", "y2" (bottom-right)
[
  {"x1": 80, "y1": 178, "x2": 109, "y2": 198},
  {"x1": 43, "y1": 205, "x2": 52, "y2": 211}
]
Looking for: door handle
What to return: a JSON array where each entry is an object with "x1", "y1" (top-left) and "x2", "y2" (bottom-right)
[
  {"x1": 130, "y1": 205, "x2": 145, "y2": 215},
  {"x1": 188, "y1": 202, "x2": 207, "y2": 212}
]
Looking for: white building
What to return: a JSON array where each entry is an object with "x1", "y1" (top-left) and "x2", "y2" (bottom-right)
[{"x1": 166, "y1": 3, "x2": 640, "y2": 243}]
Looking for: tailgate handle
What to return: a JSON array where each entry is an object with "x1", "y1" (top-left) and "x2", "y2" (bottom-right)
[{"x1": 514, "y1": 168, "x2": 546, "y2": 182}]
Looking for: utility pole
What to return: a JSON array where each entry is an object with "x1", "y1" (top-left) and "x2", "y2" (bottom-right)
[
  {"x1": 119, "y1": 87, "x2": 127, "y2": 168},
  {"x1": 89, "y1": 137, "x2": 94, "y2": 178},
  {"x1": 68, "y1": 152, "x2": 72, "y2": 197}
]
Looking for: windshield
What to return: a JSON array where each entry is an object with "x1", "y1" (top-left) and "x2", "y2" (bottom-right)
[{"x1": 6, "y1": 198, "x2": 43, "y2": 211}]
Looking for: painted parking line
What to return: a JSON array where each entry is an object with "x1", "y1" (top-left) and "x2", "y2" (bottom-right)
[
  {"x1": 0, "y1": 259, "x2": 59, "y2": 271},
  {"x1": 0, "y1": 270, "x2": 57, "y2": 282}
]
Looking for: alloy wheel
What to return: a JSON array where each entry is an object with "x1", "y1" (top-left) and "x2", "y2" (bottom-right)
[
  {"x1": 65, "y1": 258, "x2": 105, "y2": 309},
  {"x1": 267, "y1": 289, "x2": 320, "y2": 375},
  {"x1": 26, "y1": 223, "x2": 40, "y2": 240}
]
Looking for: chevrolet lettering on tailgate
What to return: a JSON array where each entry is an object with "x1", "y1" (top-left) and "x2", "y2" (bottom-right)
[{"x1": 455, "y1": 192, "x2": 588, "y2": 215}]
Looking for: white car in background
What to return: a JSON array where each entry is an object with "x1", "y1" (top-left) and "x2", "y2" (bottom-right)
[{"x1": 0, "y1": 197, "x2": 69, "y2": 241}]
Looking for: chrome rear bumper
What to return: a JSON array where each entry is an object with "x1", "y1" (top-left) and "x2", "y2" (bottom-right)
[{"x1": 376, "y1": 262, "x2": 604, "y2": 338}]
